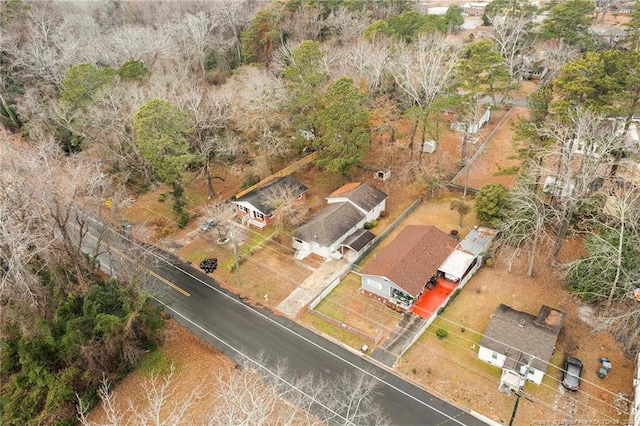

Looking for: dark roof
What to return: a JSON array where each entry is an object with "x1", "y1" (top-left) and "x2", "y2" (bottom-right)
[
  {"x1": 295, "y1": 202, "x2": 364, "y2": 247},
  {"x1": 360, "y1": 225, "x2": 457, "y2": 297},
  {"x1": 329, "y1": 182, "x2": 388, "y2": 212},
  {"x1": 480, "y1": 304, "x2": 564, "y2": 373},
  {"x1": 234, "y1": 176, "x2": 308, "y2": 215},
  {"x1": 341, "y1": 229, "x2": 375, "y2": 252}
]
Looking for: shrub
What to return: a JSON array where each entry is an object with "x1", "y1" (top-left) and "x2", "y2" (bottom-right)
[
  {"x1": 475, "y1": 183, "x2": 509, "y2": 226},
  {"x1": 364, "y1": 219, "x2": 378, "y2": 229},
  {"x1": 241, "y1": 174, "x2": 261, "y2": 189},
  {"x1": 436, "y1": 328, "x2": 448, "y2": 339},
  {"x1": 177, "y1": 213, "x2": 189, "y2": 229},
  {"x1": 485, "y1": 257, "x2": 494, "y2": 267}
]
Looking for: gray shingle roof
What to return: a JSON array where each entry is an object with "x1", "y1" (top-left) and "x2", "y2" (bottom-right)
[
  {"x1": 480, "y1": 304, "x2": 564, "y2": 373},
  {"x1": 235, "y1": 176, "x2": 308, "y2": 215},
  {"x1": 295, "y1": 202, "x2": 364, "y2": 247},
  {"x1": 360, "y1": 225, "x2": 457, "y2": 297},
  {"x1": 341, "y1": 229, "x2": 375, "y2": 252},
  {"x1": 329, "y1": 182, "x2": 388, "y2": 212}
]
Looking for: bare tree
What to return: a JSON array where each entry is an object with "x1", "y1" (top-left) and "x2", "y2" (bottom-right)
[
  {"x1": 92, "y1": 25, "x2": 171, "y2": 69},
  {"x1": 167, "y1": 11, "x2": 215, "y2": 76},
  {"x1": 326, "y1": 38, "x2": 391, "y2": 97},
  {"x1": 491, "y1": 13, "x2": 537, "y2": 81},
  {"x1": 498, "y1": 171, "x2": 553, "y2": 277},
  {"x1": 174, "y1": 84, "x2": 237, "y2": 198},
  {"x1": 283, "y1": 3, "x2": 325, "y2": 42},
  {"x1": 213, "y1": 0, "x2": 256, "y2": 63},
  {"x1": 322, "y1": 371, "x2": 389, "y2": 426},
  {"x1": 536, "y1": 108, "x2": 625, "y2": 261},
  {"x1": 259, "y1": 182, "x2": 310, "y2": 233},
  {"x1": 594, "y1": 300, "x2": 640, "y2": 356},
  {"x1": 540, "y1": 41, "x2": 579, "y2": 71},
  {"x1": 78, "y1": 366, "x2": 206, "y2": 426},
  {"x1": 324, "y1": 8, "x2": 370, "y2": 46},
  {"x1": 391, "y1": 33, "x2": 460, "y2": 159},
  {"x1": 231, "y1": 67, "x2": 290, "y2": 175}
]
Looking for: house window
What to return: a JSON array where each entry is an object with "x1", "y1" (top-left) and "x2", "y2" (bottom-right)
[
  {"x1": 491, "y1": 352, "x2": 498, "y2": 360},
  {"x1": 238, "y1": 205, "x2": 248, "y2": 212},
  {"x1": 254, "y1": 211, "x2": 264, "y2": 220}
]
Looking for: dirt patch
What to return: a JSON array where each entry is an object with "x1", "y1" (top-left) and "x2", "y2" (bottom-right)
[
  {"x1": 397, "y1": 235, "x2": 634, "y2": 425},
  {"x1": 452, "y1": 107, "x2": 527, "y2": 190},
  {"x1": 86, "y1": 320, "x2": 233, "y2": 425}
]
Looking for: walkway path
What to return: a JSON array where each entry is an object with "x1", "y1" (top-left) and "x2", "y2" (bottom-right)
[
  {"x1": 276, "y1": 257, "x2": 351, "y2": 317},
  {"x1": 371, "y1": 312, "x2": 429, "y2": 367}
]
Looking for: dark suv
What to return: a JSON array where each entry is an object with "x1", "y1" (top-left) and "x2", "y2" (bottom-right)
[{"x1": 561, "y1": 357, "x2": 583, "y2": 391}]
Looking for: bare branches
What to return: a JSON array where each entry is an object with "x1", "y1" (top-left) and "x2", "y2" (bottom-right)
[
  {"x1": 392, "y1": 33, "x2": 460, "y2": 109},
  {"x1": 491, "y1": 14, "x2": 536, "y2": 80}
]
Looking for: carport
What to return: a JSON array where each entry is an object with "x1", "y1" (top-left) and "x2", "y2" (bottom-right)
[{"x1": 438, "y1": 249, "x2": 477, "y2": 283}]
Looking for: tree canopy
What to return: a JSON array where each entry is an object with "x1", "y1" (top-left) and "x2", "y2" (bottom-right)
[
  {"x1": 475, "y1": 183, "x2": 509, "y2": 226},
  {"x1": 133, "y1": 98, "x2": 193, "y2": 185},
  {"x1": 60, "y1": 63, "x2": 116, "y2": 108},
  {"x1": 552, "y1": 50, "x2": 640, "y2": 119},
  {"x1": 540, "y1": 0, "x2": 595, "y2": 48},
  {"x1": 315, "y1": 77, "x2": 370, "y2": 175},
  {"x1": 284, "y1": 40, "x2": 328, "y2": 135}
]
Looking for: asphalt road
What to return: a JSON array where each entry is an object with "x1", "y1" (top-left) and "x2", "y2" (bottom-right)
[{"x1": 87, "y1": 222, "x2": 487, "y2": 425}]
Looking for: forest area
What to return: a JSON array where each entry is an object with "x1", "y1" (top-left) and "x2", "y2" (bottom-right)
[{"x1": 1, "y1": 0, "x2": 640, "y2": 424}]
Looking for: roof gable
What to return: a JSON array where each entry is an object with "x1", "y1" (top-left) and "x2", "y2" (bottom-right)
[
  {"x1": 360, "y1": 225, "x2": 456, "y2": 296},
  {"x1": 480, "y1": 304, "x2": 564, "y2": 372},
  {"x1": 328, "y1": 182, "x2": 388, "y2": 212},
  {"x1": 234, "y1": 176, "x2": 308, "y2": 215},
  {"x1": 295, "y1": 202, "x2": 365, "y2": 246}
]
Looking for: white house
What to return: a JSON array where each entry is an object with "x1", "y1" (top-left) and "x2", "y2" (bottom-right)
[
  {"x1": 438, "y1": 226, "x2": 498, "y2": 286},
  {"x1": 293, "y1": 182, "x2": 387, "y2": 260},
  {"x1": 479, "y1": 304, "x2": 564, "y2": 389}
]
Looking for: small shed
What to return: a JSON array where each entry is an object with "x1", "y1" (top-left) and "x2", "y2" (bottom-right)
[
  {"x1": 422, "y1": 140, "x2": 437, "y2": 154},
  {"x1": 438, "y1": 226, "x2": 498, "y2": 286}
]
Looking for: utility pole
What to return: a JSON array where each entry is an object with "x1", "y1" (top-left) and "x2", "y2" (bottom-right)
[{"x1": 509, "y1": 357, "x2": 533, "y2": 426}]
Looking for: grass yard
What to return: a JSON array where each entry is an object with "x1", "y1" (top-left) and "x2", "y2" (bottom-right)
[
  {"x1": 299, "y1": 311, "x2": 367, "y2": 351},
  {"x1": 312, "y1": 272, "x2": 403, "y2": 343}
]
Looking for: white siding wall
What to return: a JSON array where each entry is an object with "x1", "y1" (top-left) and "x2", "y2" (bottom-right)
[
  {"x1": 526, "y1": 368, "x2": 544, "y2": 385},
  {"x1": 365, "y1": 200, "x2": 387, "y2": 222},
  {"x1": 478, "y1": 346, "x2": 506, "y2": 368}
]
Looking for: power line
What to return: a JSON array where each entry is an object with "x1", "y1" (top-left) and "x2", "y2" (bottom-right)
[
  {"x1": 91, "y1": 222, "x2": 470, "y2": 426},
  {"x1": 313, "y1": 295, "x2": 628, "y2": 420}
]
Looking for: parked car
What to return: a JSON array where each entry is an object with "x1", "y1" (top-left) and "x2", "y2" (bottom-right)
[
  {"x1": 199, "y1": 217, "x2": 218, "y2": 232},
  {"x1": 561, "y1": 356, "x2": 583, "y2": 391}
]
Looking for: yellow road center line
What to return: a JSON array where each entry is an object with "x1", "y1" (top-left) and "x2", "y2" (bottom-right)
[{"x1": 86, "y1": 232, "x2": 191, "y2": 297}]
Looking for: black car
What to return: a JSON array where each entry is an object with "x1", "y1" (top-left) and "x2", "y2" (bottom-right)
[{"x1": 561, "y1": 356, "x2": 583, "y2": 391}]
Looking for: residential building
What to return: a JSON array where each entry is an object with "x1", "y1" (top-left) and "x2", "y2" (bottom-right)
[
  {"x1": 360, "y1": 225, "x2": 456, "y2": 309},
  {"x1": 293, "y1": 182, "x2": 387, "y2": 260},
  {"x1": 479, "y1": 304, "x2": 564, "y2": 390},
  {"x1": 233, "y1": 176, "x2": 308, "y2": 229}
]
